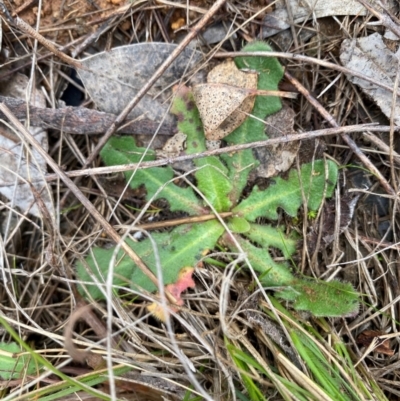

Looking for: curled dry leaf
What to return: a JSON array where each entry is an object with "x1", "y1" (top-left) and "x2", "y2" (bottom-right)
[
  {"x1": 193, "y1": 60, "x2": 258, "y2": 140},
  {"x1": 193, "y1": 60, "x2": 296, "y2": 140},
  {"x1": 64, "y1": 305, "x2": 103, "y2": 368},
  {"x1": 155, "y1": 132, "x2": 187, "y2": 159},
  {"x1": 0, "y1": 73, "x2": 54, "y2": 217},
  {"x1": 193, "y1": 83, "x2": 255, "y2": 140},
  {"x1": 340, "y1": 33, "x2": 400, "y2": 126},
  {"x1": 65, "y1": 306, "x2": 184, "y2": 400},
  {"x1": 262, "y1": 0, "x2": 369, "y2": 38},
  {"x1": 356, "y1": 330, "x2": 394, "y2": 356},
  {"x1": 78, "y1": 43, "x2": 202, "y2": 125}
]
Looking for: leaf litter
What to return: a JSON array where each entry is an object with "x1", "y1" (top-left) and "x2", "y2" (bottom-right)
[
  {"x1": 193, "y1": 60, "x2": 258, "y2": 140},
  {"x1": 78, "y1": 43, "x2": 203, "y2": 124},
  {"x1": 0, "y1": 73, "x2": 54, "y2": 218},
  {"x1": 340, "y1": 32, "x2": 400, "y2": 125},
  {"x1": 261, "y1": 0, "x2": 396, "y2": 38}
]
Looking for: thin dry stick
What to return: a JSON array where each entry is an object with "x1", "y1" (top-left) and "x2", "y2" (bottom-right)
[
  {"x1": 117, "y1": 212, "x2": 233, "y2": 231},
  {"x1": 42, "y1": 124, "x2": 400, "y2": 182},
  {"x1": 357, "y1": 0, "x2": 400, "y2": 38},
  {"x1": 213, "y1": 51, "x2": 400, "y2": 96},
  {"x1": 0, "y1": 103, "x2": 177, "y2": 304},
  {"x1": 389, "y1": 58, "x2": 400, "y2": 193},
  {"x1": 13, "y1": 0, "x2": 38, "y2": 15},
  {"x1": 0, "y1": 94, "x2": 174, "y2": 136},
  {"x1": 284, "y1": 0, "x2": 299, "y2": 49},
  {"x1": 363, "y1": 132, "x2": 400, "y2": 166},
  {"x1": 1, "y1": 34, "x2": 89, "y2": 79},
  {"x1": 284, "y1": 71, "x2": 397, "y2": 197}
]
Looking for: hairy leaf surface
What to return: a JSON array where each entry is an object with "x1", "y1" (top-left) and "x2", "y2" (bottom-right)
[
  {"x1": 101, "y1": 137, "x2": 202, "y2": 214},
  {"x1": 234, "y1": 160, "x2": 338, "y2": 221}
]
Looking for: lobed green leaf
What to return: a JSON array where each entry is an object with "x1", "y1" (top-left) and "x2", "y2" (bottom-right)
[
  {"x1": 221, "y1": 149, "x2": 259, "y2": 206},
  {"x1": 277, "y1": 279, "x2": 359, "y2": 318},
  {"x1": 226, "y1": 233, "x2": 359, "y2": 318},
  {"x1": 228, "y1": 216, "x2": 251, "y2": 233},
  {"x1": 100, "y1": 137, "x2": 202, "y2": 214},
  {"x1": 244, "y1": 224, "x2": 297, "y2": 258},
  {"x1": 78, "y1": 221, "x2": 224, "y2": 299},
  {"x1": 234, "y1": 160, "x2": 338, "y2": 221},
  {"x1": 130, "y1": 221, "x2": 224, "y2": 292},
  {"x1": 171, "y1": 90, "x2": 233, "y2": 211},
  {"x1": 0, "y1": 342, "x2": 38, "y2": 380},
  {"x1": 77, "y1": 239, "x2": 138, "y2": 300},
  {"x1": 229, "y1": 234, "x2": 294, "y2": 286},
  {"x1": 194, "y1": 157, "x2": 232, "y2": 211}
]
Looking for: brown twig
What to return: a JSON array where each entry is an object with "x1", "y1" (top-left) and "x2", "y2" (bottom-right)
[
  {"x1": 284, "y1": 71, "x2": 397, "y2": 197},
  {"x1": 357, "y1": 0, "x2": 400, "y2": 38},
  {"x1": 0, "y1": 4, "x2": 85, "y2": 70},
  {"x1": 71, "y1": 18, "x2": 119, "y2": 59},
  {"x1": 13, "y1": 0, "x2": 38, "y2": 15},
  {"x1": 284, "y1": 0, "x2": 299, "y2": 49},
  {"x1": 0, "y1": 34, "x2": 88, "y2": 79},
  {"x1": 0, "y1": 95, "x2": 174, "y2": 136},
  {"x1": 117, "y1": 212, "x2": 233, "y2": 231},
  {"x1": 362, "y1": 131, "x2": 400, "y2": 167},
  {"x1": 43, "y1": 123, "x2": 400, "y2": 182}
]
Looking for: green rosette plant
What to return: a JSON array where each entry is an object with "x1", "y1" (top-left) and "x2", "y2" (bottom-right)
[{"x1": 76, "y1": 42, "x2": 358, "y2": 317}]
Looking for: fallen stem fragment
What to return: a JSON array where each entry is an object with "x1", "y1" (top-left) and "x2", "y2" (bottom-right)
[
  {"x1": 43, "y1": 124, "x2": 400, "y2": 182},
  {"x1": 64, "y1": 305, "x2": 94, "y2": 364}
]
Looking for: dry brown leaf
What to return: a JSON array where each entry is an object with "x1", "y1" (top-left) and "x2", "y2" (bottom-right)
[
  {"x1": 156, "y1": 132, "x2": 187, "y2": 159},
  {"x1": 252, "y1": 106, "x2": 299, "y2": 178},
  {"x1": 208, "y1": 60, "x2": 258, "y2": 139},
  {"x1": 193, "y1": 60, "x2": 297, "y2": 140},
  {"x1": 193, "y1": 83, "x2": 255, "y2": 139},
  {"x1": 356, "y1": 330, "x2": 395, "y2": 356},
  {"x1": 207, "y1": 59, "x2": 257, "y2": 86},
  {"x1": 0, "y1": 73, "x2": 54, "y2": 217},
  {"x1": 193, "y1": 60, "x2": 258, "y2": 140},
  {"x1": 262, "y1": 0, "x2": 369, "y2": 38},
  {"x1": 78, "y1": 43, "x2": 203, "y2": 125},
  {"x1": 340, "y1": 33, "x2": 400, "y2": 126}
]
